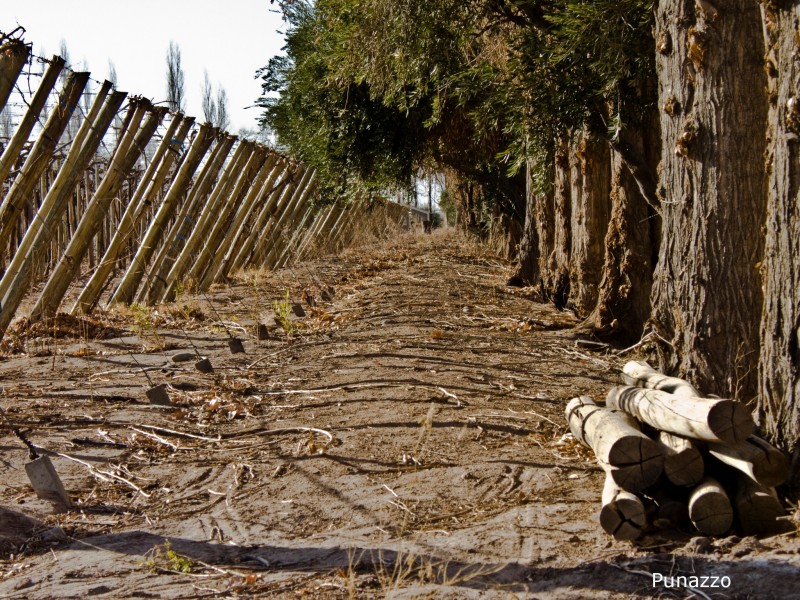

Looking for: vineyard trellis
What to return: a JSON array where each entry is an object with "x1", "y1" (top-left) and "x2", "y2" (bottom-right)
[{"x1": 0, "y1": 31, "x2": 409, "y2": 340}]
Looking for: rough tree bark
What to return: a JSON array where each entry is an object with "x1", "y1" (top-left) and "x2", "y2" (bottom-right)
[
  {"x1": 758, "y1": 1, "x2": 800, "y2": 489},
  {"x1": 568, "y1": 130, "x2": 611, "y2": 316},
  {"x1": 588, "y1": 125, "x2": 659, "y2": 342},
  {"x1": 541, "y1": 137, "x2": 571, "y2": 308},
  {"x1": 650, "y1": 0, "x2": 767, "y2": 399}
]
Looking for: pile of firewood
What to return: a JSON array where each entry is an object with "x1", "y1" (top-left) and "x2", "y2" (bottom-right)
[{"x1": 566, "y1": 361, "x2": 790, "y2": 541}]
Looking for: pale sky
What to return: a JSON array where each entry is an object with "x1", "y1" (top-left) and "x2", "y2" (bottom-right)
[{"x1": 4, "y1": 1, "x2": 286, "y2": 132}]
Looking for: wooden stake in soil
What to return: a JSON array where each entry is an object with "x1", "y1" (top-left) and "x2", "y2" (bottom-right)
[
  {"x1": 706, "y1": 435, "x2": 790, "y2": 487},
  {"x1": 621, "y1": 360, "x2": 700, "y2": 399},
  {"x1": 656, "y1": 431, "x2": 704, "y2": 487},
  {"x1": 565, "y1": 396, "x2": 663, "y2": 492},
  {"x1": 688, "y1": 477, "x2": 733, "y2": 536},
  {"x1": 606, "y1": 386, "x2": 753, "y2": 444},
  {"x1": 599, "y1": 471, "x2": 647, "y2": 540}
]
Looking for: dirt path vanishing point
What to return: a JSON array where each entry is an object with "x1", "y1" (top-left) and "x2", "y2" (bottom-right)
[{"x1": 0, "y1": 230, "x2": 798, "y2": 599}]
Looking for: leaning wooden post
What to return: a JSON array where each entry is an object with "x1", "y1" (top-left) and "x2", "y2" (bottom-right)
[
  {"x1": 159, "y1": 140, "x2": 255, "y2": 302},
  {"x1": 267, "y1": 172, "x2": 319, "y2": 269},
  {"x1": 31, "y1": 101, "x2": 163, "y2": 320},
  {"x1": 0, "y1": 72, "x2": 89, "y2": 248},
  {"x1": 197, "y1": 151, "x2": 279, "y2": 289},
  {"x1": 228, "y1": 164, "x2": 302, "y2": 274},
  {"x1": 141, "y1": 133, "x2": 235, "y2": 304},
  {"x1": 0, "y1": 56, "x2": 65, "y2": 186},
  {"x1": 183, "y1": 146, "x2": 268, "y2": 290},
  {"x1": 0, "y1": 39, "x2": 29, "y2": 113},
  {"x1": 294, "y1": 201, "x2": 337, "y2": 261},
  {"x1": 109, "y1": 123, "x2": 214, "y2": 306},
  {"x1": 0, "y1": 85, "x2": 124, "y2": 336},
  {"x1": 315, "y1": 200, "x2": 351, "y2": 255},
  {"x1": 272, "y1": 179, "x2": 321, "y2": 269},
  {"x1": 207, "y1": 156, "x2": 288, "y2": 284},
  {"x1": 251, "y1": 167, "x2": 314, "y2": 269},
  {"x1": 73, "y1": 114, "x2": 192, "y2": 313}
]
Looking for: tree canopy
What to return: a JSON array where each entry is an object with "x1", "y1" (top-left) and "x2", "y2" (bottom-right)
[{"x1": 258, "y1": 0, "x2": 654, "y2": 220}]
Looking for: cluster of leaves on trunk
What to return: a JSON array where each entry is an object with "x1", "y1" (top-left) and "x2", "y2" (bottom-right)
[{"x1": 258, "y1": 0, "x2": 654, "y2": 219}]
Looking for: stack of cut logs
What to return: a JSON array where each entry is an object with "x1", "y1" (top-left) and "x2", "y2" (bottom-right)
[{"x1": 565, "y1": 361, "x2": 790, "y2": 541}]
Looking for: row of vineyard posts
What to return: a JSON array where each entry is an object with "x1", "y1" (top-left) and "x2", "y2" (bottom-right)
[
  {"x1": 510, "y1": 1, "x2": 800, "y2": 489},
  {"x1": 0, "y1": 35, "x2": 408, "y2": 339}
]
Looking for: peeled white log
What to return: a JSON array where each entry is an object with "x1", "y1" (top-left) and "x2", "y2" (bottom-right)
[
  {"x1": 688, "y1": 477, "x2": 733, "y2": 536},
  {"x1": 735, "y1": 476, "x2": 788, "y2": 535},
  {"x1": 606, "y1": 386, "x2": 753, "y2": 444},
  {"x1": 566, "y1": 396, "x2": 663, "y2": 492},
  {"x1": 621, "y1": 360, "x2": 700, "y2": 399},
  {"x1": 600, "y1": 472, "x2": 646, "y2": 541},
  {"x1": 656, "y1": 431, "x2": 704, "y2": 487},
  {"x1": 707, "y1": 435, "x2": 790, "y2": 487}
]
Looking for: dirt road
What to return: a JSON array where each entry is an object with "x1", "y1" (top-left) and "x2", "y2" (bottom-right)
[{"x1": 1, "y1": 231, "x2": 798, "y2": 598}]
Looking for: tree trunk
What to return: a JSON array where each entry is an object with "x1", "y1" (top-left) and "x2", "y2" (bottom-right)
[
  {"x1": 757, "y1": 1, "x2": 800, "y2": 491},
  {"x1": 542, "y1": 137, "x2": 571, "y2": 308},
  {"x1": 509, "y1": 159, "x2": 540, "y2": 288},
  {"x1": 568, "y1": 130, "x2": 611, "y2": 316},
  {"x1": 589, "y1": 126, "x2": 658, "y2": 342},
  {"x1": 650, "y1": 0, "x2": 767, "y2": 400}
]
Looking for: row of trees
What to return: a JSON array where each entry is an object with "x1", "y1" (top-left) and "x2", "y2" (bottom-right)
[
  {"x1": 166, "y1": 40, "x2": 230, "y2": 130},
  {"x1": 259, "y1": 0, "x2": 800, "y2": 489}
]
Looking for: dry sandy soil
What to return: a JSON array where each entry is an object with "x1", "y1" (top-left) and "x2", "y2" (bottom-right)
[{"x1": 0, "y1": 230, "x2": 798, "y2": 599}]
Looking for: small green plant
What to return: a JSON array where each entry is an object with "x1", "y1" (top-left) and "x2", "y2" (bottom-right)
[
  {"x1": 130, "y1": 303, "x2": 163, "y2": 349},
  {"x1": 144, "y1": 540, "x2": 194, "y2": 574},
  {"x1": 273, "y1": 290, "x2": 294, "y2": 336}
]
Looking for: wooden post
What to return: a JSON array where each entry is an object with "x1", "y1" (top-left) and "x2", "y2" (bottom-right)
[
  {"x1": 312, "y1": 200, "x2": 350, "y2": 256},
  {"x1": 276, "y1": 202, "x2": 319, "y2": 269},
  {"x1": 294, "y1": 202, "x2": 337, "y2": 261},
  {"x1": 198, "y1": 152, "x2": 280, "y2": 289},
  {"x1": 0, "y1": 72, "x2": 89, "y2": 249},
  {"x1": 0, "y1": 39, "x2": 29, "y2": 113},
  {"x1": 621, "y1": 360, "x2": 700, "y2": 399},
  {"x1": 0, "y1": 85, "x2": 124, "y2": 336},
  {"x1": 184, "y1": 147, "x2": 269, "y2": 290},
  {"x1": 606, "y1": 386, "x2": 754, "y2": 444},
  {"x1": 688, "y1": 477, "x2": 733, "y2": 536},
  {"x1": 109, "y1": 123, "x2": 214, "y2": 306},
  {"x1": 565, "y1": 396, "x2": 663, "y2": 492},
  {"x1": 73, "y1": 114, "x2": 192, "y2": 313},
  {"x1": 706, "y1": 436, "x2": 790, "y2": 487},
  {"x1": 0, "y1": 56, "x2": 64, "y2": 186},
  {"x1": 656, "y1": 431, "x2": 705, "y2": 487},
  {"x1": 159, "y1": 140, "x2": 255, "y2": 302},
  {"x1": 140, "y1": 133, "x2": 235, "y2": 304},
  {"x1": 599, "y1": 471, "x2": 646, "y2": 541},
  {"x1": 31, "y1": 101, "x2": 163, "y2": 320},
  {"x1": 253, "y1": 167, "x2": 315, "y2": 269},
  {"x1": 228, "y1": 164, "x2": 301, "y2": 274},
  {"x1": 267, "y1": 171, "x2": 318, "y2": 269}
]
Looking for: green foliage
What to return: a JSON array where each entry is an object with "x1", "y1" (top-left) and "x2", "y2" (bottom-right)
[
  {"x1": 144, "y1": 540, "x2": 194, "y2": 574},
  {"x1": 259, "y1": 0, "x2": 655, "y2": 222}
]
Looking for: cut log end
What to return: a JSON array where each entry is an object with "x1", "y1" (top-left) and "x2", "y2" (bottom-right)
[
  {"x1": 706, "y1": 400, "x2": 754, "y2": 445},
  {"x1": 600, "y1": 475, "x2": 647, "y2": 541},
  {"x1": 688, "y1": 477, "x2": 733, "y2": 537}
]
